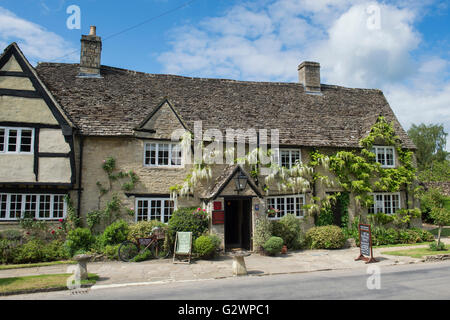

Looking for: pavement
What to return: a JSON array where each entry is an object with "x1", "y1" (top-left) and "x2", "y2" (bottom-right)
[{"x1": 1, "y1": 238, "x2": 449, "y2": 291}]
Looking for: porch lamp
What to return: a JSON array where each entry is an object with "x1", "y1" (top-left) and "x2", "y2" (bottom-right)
[{"x1": 235, "y1": 171, "x2": 248, "y2": 193}]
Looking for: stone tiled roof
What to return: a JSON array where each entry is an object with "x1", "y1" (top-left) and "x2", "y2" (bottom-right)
[
  {"x1": 35, "y1": 63, "x2": 416, "y2": 149},
  {"x1": 200, "y1": 165, "x2": 263, "y2": 200}
]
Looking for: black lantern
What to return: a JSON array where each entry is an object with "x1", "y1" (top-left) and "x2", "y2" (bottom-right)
[{"x1": 235, "y1": 171, "x2": 248, "y2": 192}]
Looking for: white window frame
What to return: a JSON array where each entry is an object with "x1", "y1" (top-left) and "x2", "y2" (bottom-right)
[
  {"x1": 0, "y1": 127, "x2": 34, "y2": 154},
  {"x1": 266, "y1": 195, "x2": 306, "y2": 220},
  {"x1": 372, "y1": 146, "x2": 395, "y2": 168},
  {"x1": 368, "y1": 192, "x2": 401, "y2": 215},
  {"x1": 0, "y1": 193, "x2": 67, "y2": 221},
  {"x1": 273, "y1": 148, "x2": 301, "y2": 169},
  {"x1": 135, "y1": 197, "x2": 177, "y2": 223},
  {"x1": 143, "y1": 142, "x2": 182, "y2": 167}
]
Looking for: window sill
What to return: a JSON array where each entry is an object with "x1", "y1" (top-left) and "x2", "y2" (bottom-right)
[{"x1": 143, "y1": 165, "x2": 185, "y2": 170}]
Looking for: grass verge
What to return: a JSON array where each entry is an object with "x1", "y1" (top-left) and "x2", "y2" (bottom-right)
[
  {"x1": 0, "y1": 273, "x2": 98, "y2": 296},
  {"x1": 0, "y1": 261, "x2": 76, "y2": 271},
  {"x1": 373, "y1": 241, "x2": 434, "y2": 249},
  {"x1": 381, "y1": 245, "x2": 450, "y2": 259}
]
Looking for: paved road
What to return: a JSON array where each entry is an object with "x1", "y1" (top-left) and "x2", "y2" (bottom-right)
[{"x1": 3, "y1": 261, "x2": 450, "y2": 300}]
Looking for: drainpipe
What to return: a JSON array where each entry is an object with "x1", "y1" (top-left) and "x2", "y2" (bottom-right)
[{"x1": 77, "y1": 136, "x2": 84, "y2": 219}]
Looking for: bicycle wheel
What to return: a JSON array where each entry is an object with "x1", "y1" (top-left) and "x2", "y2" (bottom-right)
[
  {"x1": 118, "y1": 241, "x2": 139, "y2": 262},
  {"x1": 151, "y1": 239, "x2": 170, "y2": 259}
]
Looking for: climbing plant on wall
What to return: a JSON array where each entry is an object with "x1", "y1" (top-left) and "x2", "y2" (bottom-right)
[
  {"x1": 87, "y1": 156, "x2": 139, "y2": 232},
  {"x1": 170, "y1": 116, "x2": 420, "y2": 227},
  {"x1": 309, "y1": 116, "x2": 420, "y2": 225}
]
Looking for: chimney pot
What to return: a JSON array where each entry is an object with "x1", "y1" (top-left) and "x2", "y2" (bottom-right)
[
  {"x1": 298, "y1": 61, "x2": 321, "y2": 93},
  {"x1": 89, "y1": 26, "x2": 96, "y2": 36}
]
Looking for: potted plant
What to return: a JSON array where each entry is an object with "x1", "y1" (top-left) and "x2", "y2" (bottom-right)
[{"x1": 267, "y1": 208, "x2": 278, "y2": 218}]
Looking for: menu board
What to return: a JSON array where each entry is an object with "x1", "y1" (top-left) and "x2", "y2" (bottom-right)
[
  {"x1": 175, "y1": 232, "x2": 192, "y2": 254},
  {"x1": 355, "y1": 224, "x2": 377, "y2": 263},
  {"x1": 359, "y1": 225, "x2": 371, "y2": 257}
]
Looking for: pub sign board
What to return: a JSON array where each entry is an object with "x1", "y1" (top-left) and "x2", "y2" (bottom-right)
[
  {"x1": 212, "y1": 211, "x2": 225, "y2": 225},
  {"x1": 355, "y1": 224, "x2": 378, "y2": 264}
]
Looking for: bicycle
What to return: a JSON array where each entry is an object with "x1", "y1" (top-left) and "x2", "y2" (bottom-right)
[{"x1": 118, "y1": 227, "x2": 170, "y2": 262}]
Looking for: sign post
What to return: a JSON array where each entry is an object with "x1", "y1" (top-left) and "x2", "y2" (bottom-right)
[
  {"x1": 173, "y1": 231, "x2": 192, "y2": 264},
  {"x1": 355, "y1": 224, "x2": 378, "y2": 264}
]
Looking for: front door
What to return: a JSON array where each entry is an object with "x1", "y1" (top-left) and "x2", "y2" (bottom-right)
[
  {"x1": 329, "y1": 192, "x2": 349, "y2": 227},
  {"x1": 224, "y1": 198, "x2": 252, "y2": 250}
]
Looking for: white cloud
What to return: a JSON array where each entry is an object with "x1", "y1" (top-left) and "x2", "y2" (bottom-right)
[
  {"x1": 158, "y1": 0, "x2": 450, "y2": 150},
  {"x1": 0, "y1": 7, "x2": 76, "y2": 64},
  {"x1": 314, "y1": 3, "x2": 421, "y2": 88}
]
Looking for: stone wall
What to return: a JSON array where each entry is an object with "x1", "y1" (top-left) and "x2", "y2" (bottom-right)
[{"x1": 79, "y1": 136, "x2": 197, "y2": 224}]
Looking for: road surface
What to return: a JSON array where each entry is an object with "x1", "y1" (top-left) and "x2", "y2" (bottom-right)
[{"x1": 2, "y1": 260, "x2": 450, "y2": 300}]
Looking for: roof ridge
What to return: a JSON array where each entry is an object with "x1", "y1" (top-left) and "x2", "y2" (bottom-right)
[{"x1": 36, "y1": 62, "x2": 381, "y2": 91}]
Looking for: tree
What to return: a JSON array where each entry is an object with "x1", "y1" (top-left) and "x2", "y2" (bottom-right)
[
  {"x1": 421, "y1": 187, "x2": 450, "y2": 246},
  {"x1": 407, "y1": 123, "x2": 449, "y2": 170},
  {"x1": 418, "y1": 160, "x2": 450, "y2": 182},
  {"x1": 430, "y1": 207, "x2": 450, "y2": 247}
]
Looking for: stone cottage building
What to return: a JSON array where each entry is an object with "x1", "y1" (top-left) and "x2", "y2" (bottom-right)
[{"x1": 0, "y1": 28, "x2": 418, "y2": 250}]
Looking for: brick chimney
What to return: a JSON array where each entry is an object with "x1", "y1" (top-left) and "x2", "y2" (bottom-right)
[
  {"x1": 78, "y1": 26, "x2": 102, "y2": 78},
  {"x1": 298, "y1": 61, "x2": 320, "y2": 93}
]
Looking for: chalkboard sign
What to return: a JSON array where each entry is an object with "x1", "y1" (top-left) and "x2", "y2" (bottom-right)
[
  {"x1": 355, "y1": 224, "x2": 377, "y2": 264},
  {"x1": 173, "y1": 232, "x2": 192, "y2": 264}
]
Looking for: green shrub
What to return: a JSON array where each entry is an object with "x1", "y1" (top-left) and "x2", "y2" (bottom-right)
[
  {"x1": 103, "y1": 244, "x2": 120, "y2": 260},
  {"x1": 101, "y1": 220, "x2": 129, "y2": 246},
  {"x1": 398, "y1": 229, "x2": 421, "y2": 244},
  {"x1": 316, "y1": 207, "x2": 334, "y2": 226},
  {"x1": 209, "y1": 234, "x2": 222, "y2": 249},
  {"x1": 194, "y1": 235, "x2": 218, "y2": 259},
  {"x1": 128, "y1": 220, "x2": 167, "y2": 240},
  {"x1": 0, "y1": 229, "x2": 23, "y2": 241},
  {"x1": 253, "y1": 216, "x2": 272, "y2": 253},
  {"x1": 371, "y1": 227, "x2": 398, "y2": 246},
  {"x1": 65, "y1": 228, "x2": 95, "y2": 256},
  {"x1": 1, "y1": 239, "x2": 70, "y2": 264},
  {"x1": 429, "y1": 241, "x2": 446, "y2": 251},
  {"x1": 272, "y1": 214, "x2": 304, "y2": 249},
  {"x1": 306, "y1": 225, "x2": 346, "y2": 249},
  {"x1": 371, "y1": 227, "x2": 435, "y2": 246},
  {"x1": 12, "y1": 239, "x2": 45, "y2": 264},
  {"x1": 41, "y1": 240, "x2": 70, "y2": 261},
  {"x1": 132, "y1": 248, "x2": 152, "y2": 262},
  {"x1": 168, "y1": 207, "x2": 209, "y2": 241},
  {"x1": 0, "y1": 239, "x2": 18, "y2": 264},
  {"x1": 411, "y1": 228, "x2": 435, "y2": 242},
  {"x1": 263, "y1": 236, "x2": 284, "y2": 256}
]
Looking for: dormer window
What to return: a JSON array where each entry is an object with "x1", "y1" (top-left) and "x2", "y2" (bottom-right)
[
  {"x1": 372, "y1": 146, "x2": 395, "y2": 168},
  {"x1": 0, "y1": 127, "x2": 34, "y2": 154}
]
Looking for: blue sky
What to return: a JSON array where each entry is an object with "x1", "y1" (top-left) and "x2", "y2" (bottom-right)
[{"x1": 0, "y1": 0, "x2": 449, "y2": 150}]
